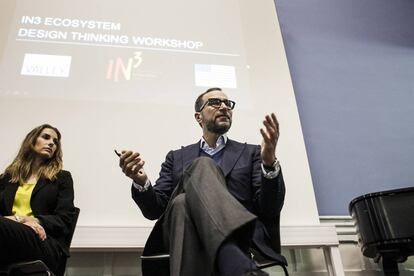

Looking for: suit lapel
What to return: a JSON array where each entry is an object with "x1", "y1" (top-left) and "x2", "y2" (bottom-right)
[
  {"x1": 2, "y1": 178, "x2": 18, "y2": 214},
  {"x1": 31, "y1": 177, "x2": 48, "y2": 198},
  {"x1": 221, "y1": 139, "x2": 246, "y2": 177},
  {"x1": 181, "y1": 142, "x2": 200, "y2": 174}
]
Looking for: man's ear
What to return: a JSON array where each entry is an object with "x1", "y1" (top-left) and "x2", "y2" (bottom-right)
[{"x1": 194, "y1": 112, "x2": 202, "y2": 124}]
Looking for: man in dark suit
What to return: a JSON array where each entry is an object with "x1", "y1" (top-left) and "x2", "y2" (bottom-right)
[{"x1": 119, "y1": 87, "x2": 286, "y2": 276}]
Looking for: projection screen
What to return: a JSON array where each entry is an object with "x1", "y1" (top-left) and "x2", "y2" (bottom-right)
[{"x1": 0, "y1": 0, "x2": 319, "y2": 228}]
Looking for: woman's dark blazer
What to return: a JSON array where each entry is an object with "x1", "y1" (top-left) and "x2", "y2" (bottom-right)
[{"x1": 0, "y1": 170, "x2": 75, "y2": 257}]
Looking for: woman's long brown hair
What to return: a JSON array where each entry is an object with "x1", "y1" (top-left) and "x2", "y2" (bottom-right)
[{"x1": 2, "y1": 124, "x2": 63, "y2": 183}]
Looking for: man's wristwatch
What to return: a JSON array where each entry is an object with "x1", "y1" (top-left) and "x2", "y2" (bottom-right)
[{"x1": 262, "y1": 158, "x2": 281, "y2": 179}]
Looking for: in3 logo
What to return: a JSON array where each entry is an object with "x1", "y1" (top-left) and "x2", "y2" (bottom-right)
[{"x1": 106, "y1": 52, "x2": 143, "y2": 82}]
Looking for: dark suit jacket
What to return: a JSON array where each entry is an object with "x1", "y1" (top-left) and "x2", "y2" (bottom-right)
[
  {"x1": 132, "y1": 139, "x2": 286, "y2": 264},
  {"x1": 0, "y1": 170, "x2": 75, "y2": 257}
]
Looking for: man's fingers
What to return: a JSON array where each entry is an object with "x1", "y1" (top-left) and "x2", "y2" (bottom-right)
[
  {"x1": 118, "y1": 150, "x2": 147, "y2": 183},
  {"x1": 265, "y1": 113, "x2": 278, "y2": 127},
  {"x1": 263, "y1": 113, "x2": 280, "y2": 141},
  {"x1": 132, "y1": 161, "x2": 145, "y2": 175},
  {"x1": 124, "y1": 152, "x2": 140, "y2": 163},
  {"x1": 260, "y1": 128, "x2": 271, "y2": 142},
  {"x1": 124, "y1": 158, "x2": 142, "y2": 174},
  {"x1": 265, "y1": 113, "x2": 278, "y2": 130},
  {"x1": 263, "y1": 120, "x2": 276, "y2": 136},
  {"x1": 271, "y1": 113, "x2": 278, "y2": 125},
  {"x1": 271, "y1": 113, "x2": 280, "y2": 138},
  {"x1": 118, "y1": 150, "x2": 132, "y2": 166},
  {"x1": 263, "y1": 120, "x2": 279, "y2": 143},
  {"x1": 124, "y1": 158, "x2": 146, "y2": 180},
  {"x1": 121, "y1": 152, "x2": 140, "y2": 167},
  {"x1": 125, "y1": 157, "x2": 141, "y2": 168},
  {"x1": 119, "y1": 151, "x2": 141, "y2": 168}
]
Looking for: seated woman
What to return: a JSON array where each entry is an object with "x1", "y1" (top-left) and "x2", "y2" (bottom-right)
[{"x1": 0, "y1": 124, "x2": 75, "y2": 275}]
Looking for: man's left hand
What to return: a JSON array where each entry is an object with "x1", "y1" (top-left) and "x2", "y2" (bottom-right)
[{"x1": 260, "y1": 113, "x2": 279, "y2": 166}]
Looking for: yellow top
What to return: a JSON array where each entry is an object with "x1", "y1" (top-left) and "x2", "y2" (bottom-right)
[{"x1": 12, "y1": 183, "x2": 36, "y2": 217}]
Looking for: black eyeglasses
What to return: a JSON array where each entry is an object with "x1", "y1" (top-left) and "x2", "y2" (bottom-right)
[{"x1": 198, "y1": 98, "x2": 236, "y2": 111}]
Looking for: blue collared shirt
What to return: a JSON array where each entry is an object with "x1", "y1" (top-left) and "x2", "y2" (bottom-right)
[{"x1": 200, "y1": 134, "x2": 228, "y2": 156}]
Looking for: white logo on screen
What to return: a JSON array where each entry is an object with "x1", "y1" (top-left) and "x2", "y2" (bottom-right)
[
  {"x1": 21, "y1": 53, "x2": 72, "y2": 77},
  {"x1": 194, "y1": 64, "x2": 237, "y2": 89}
]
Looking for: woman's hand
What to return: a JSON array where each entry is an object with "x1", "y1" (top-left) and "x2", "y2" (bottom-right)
[
  {"x1": 4, "y1": 215, "x2": 40, "y2": 224},
  {"x1": 24, "y1": 221, "x2": 47, "y2": 241},
  {"x1": 4, "y1": 216, "x2": 18, "y2": 221},
  {"x1": 19, "y1": 216, "x2": 40, "y2": 224},
  {"x1": 4, "y1": 216, "x2": 46, "y2": 240}
]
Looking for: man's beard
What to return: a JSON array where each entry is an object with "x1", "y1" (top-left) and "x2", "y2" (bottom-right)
[{"x1": 205, "y1": 117, "x2": 232, "y2": 135}]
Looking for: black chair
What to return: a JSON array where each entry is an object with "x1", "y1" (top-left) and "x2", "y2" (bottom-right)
[
  {"x1": 250, "y1": 248, "x2": 289, "y2": 275},
  {"x1": 140, "y1": 243, "x2": 289, "y2": 276},
  {"x1": 55, "y1": 207, "x2": 80, "y2": 276},
  {"x1": 0, "y1": 207, "x2": 80, "y2": 276},
  {"x1": 1, "y1": 260, "x2": 53, "y2": 276},
  {"x1": 140, "y1": 215, "x2": 289, "y2": 276}
]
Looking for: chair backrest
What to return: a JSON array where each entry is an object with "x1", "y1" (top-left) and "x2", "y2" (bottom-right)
[
  {"x1": 141, "y1": 221, "x2": 169, "y2": 276},
  {"x1": 55, "y1": 207, "x2": 80, "y2": 276},
  {"x1": 5, "y1": 260, "x2": 53, "y2": 276},
  {"x1": 64, "y1": 207, "x2": 80, "y2": 250}
]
